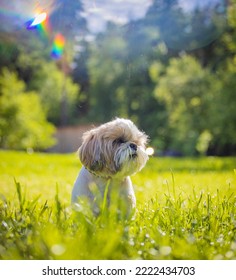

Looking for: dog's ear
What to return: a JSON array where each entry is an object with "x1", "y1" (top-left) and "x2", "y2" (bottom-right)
[{"x1": 78, "y1": 131, "x2": 104, "y2": 172}]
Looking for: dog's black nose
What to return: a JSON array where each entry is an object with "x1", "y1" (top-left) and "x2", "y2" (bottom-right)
[{"x1": 130, "y1": 143, "x2": 137, "y2": 151}]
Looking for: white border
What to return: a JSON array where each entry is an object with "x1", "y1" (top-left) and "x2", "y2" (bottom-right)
[{"x1": 0, "y1": 260, "x2": 235, "y2": 280}]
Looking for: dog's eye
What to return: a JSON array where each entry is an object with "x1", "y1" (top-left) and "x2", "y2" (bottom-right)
[
  {"x1": 118, "y1": 138, "x2": 125, "y2": 144},
  {"x1": 113, "y1": 138, "x2": 126, "y2": 145}
]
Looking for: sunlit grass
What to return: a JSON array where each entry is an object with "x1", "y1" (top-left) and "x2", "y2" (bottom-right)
[{"x1": 0, "y1": 150, "x2": 235, "y2": 260}]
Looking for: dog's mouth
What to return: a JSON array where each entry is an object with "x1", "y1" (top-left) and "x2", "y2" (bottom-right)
[{"x1": 129, "y1": 153, "x2": 137, "y2": 159}]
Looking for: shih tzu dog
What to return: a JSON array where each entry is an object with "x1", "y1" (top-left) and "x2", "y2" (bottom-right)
[{"x1": 71, "y1": 118, "x2": 149, "y2": 216}]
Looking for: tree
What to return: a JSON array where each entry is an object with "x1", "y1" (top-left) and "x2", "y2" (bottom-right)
[
  {"x1": 0, "y1": 68, "x2": 55, "y2": 150},
  {"x1": 151, "y1": 55, "x2": 219, "y2": 155},
  {"x1": 30, "y1": 62, "x2": 80, "y2": 125},
  {"x1": 146, "y1": 0, "x2": 227, "y2": 52},
  {"x1": 50, "y1": 0, "x2": 88, "y2": 124},
  {"x1": 50, "y1": 0, "x2": 87, "y2": 41},
  {"x1": 209, "y1": 60, "x2": 236, "y2": 155},
  {"x1": 87, "y1": 25, "x2": 128, "y2": 121},
  {"x1": 123, "y1": 19, "x2": 168, "y2": 149}
]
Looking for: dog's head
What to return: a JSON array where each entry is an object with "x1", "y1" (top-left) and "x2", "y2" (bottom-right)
[{"x1": 79, "y1": 118, "x2": 149, "y2": 178}]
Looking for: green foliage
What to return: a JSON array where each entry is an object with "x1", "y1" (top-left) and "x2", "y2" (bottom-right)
[
  {"x1": 31, "y1": 62, "x2": 80, "y2": 125},
  {"x1": 210, "y1": 59, "x2": 236, "y2": 154},
  {"x1": 196, "y1": 130, "x2": 213, "y2": 155},
  {"x1": 150, "y1": 53, "x2": 236, "y2": 155},
  {"x1": 224, "y1": 0, "x2": 236, "y2": 53},
  {"x1": 151, "y1": 55, "x2": 221, "y2": 155},
  {"x1": 0, "y1": 41, "x2": 19, "y2": 70},
  {"x1": 87, "y1": 26, "x2": 128, "y2": 121},
  {"x1": 0, "y1": 69, "x2": 56, "y2": 150},
  {"x1": 0, "y1": 151, "x2": 235, "y2": 260}
]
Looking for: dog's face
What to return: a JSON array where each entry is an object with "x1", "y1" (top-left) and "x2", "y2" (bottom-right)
[{"x1": 79, "y1": 118, "x2": 149, "y2": 178}]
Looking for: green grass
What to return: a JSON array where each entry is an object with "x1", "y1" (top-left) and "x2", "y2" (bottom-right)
[{"x1": 0, "y1": 150, "x2": 236, "y2": 260}]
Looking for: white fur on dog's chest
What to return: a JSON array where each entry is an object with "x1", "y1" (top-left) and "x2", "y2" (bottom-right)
[{"x1": 71, "y1": 166, "x2": 136, "y2": 211}]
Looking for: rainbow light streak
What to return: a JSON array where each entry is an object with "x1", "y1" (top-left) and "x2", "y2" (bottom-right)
[
  {"x1": 26, "y1": 12, "x2": 50, "y2": 38},
  {"x1": 51, "y1": 34, "x2": 65, "y2": 59}
]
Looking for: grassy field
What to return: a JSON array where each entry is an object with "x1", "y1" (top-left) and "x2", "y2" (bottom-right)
[{"x1": 0, "y1": 150, "x2": 235, "y2": 260}]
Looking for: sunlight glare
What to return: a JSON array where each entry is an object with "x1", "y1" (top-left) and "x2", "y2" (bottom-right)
[
  {"x1": 146, "y1": 147, "x2": 155, "y2": 156},
  {"x1": 30, "y1": 12, "x2": 47, "y2": 27}
]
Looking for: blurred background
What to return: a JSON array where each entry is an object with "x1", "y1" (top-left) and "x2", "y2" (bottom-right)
[{"x1": 0, "y1": 0, "x2": 235, "y2": 156}]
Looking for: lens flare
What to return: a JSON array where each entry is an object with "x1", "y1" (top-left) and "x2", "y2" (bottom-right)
[
  {"x1": 51, "y1": 33, "x2": 65, "y2": 59},
  {"x1": 26, "y1": 12, "x2": 51, "y2": 39},
  {"x1": 29, "y1": 12, "x2": 47, "y2": 27},
  {"x1": 146, "y1": 147, "x2": 155, "y2": 156},
  {"x1": 26, "y1": 12, "x2": 47, "y2": 29},
  {"x1": 0, "y1": 0, "x2": 57, "y2": 32},
  {"x1": 158, "y1": 0, "x2": 227, "y2": 50}
]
